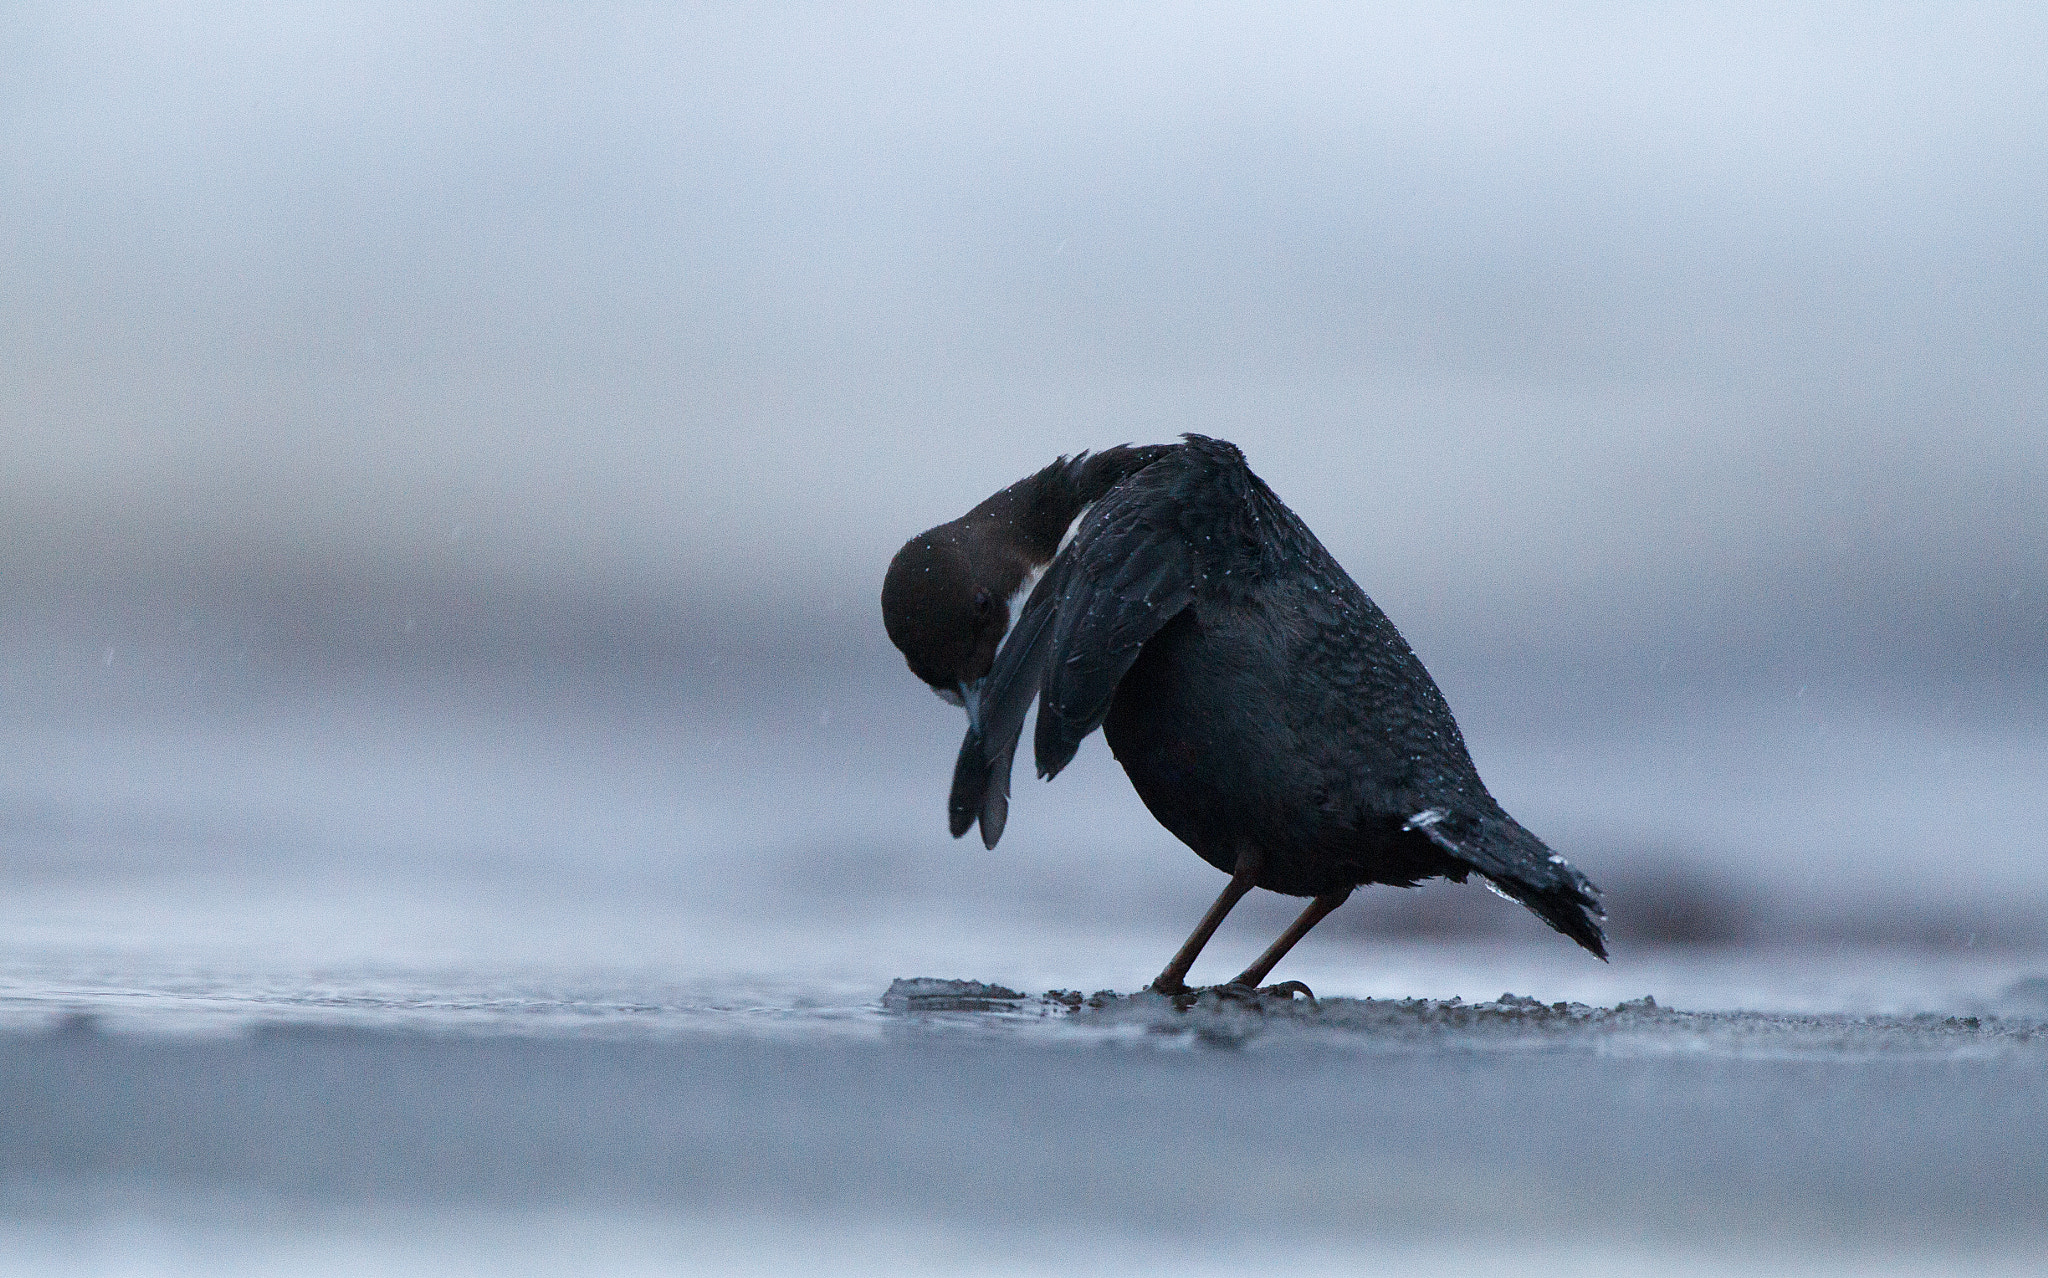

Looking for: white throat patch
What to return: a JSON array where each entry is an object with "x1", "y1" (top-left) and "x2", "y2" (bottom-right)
[{"x1": 998, "y1": 498, "x2": 1095, "y2": 648}]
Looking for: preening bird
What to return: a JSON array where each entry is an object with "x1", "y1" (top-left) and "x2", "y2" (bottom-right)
[{"x1": 882, "y1": 435, "x2": 1604, "y2": 995}]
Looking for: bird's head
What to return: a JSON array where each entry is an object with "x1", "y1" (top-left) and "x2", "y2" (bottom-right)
[
  {"x1": 880, "y1": 445, "x2": 1168, "y2": 733},
  {"x1": 881, "y1": 531, "x2": 1011, "y2": 730}
]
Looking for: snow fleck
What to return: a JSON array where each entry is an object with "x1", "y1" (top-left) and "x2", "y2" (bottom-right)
[{"x1": 1404, "y1": 808, "x2": 1448, "y2": 831}]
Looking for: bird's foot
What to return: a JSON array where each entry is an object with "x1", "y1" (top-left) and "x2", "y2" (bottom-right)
[
  {"x1": 1256, "y1": 979, "x2": 1317, "y2": 1003},
  {"x1": 1166, "y1": 979, "x2": 1317, "y2": 1010},
  {"x1": 1217, "y1": 979, "x2": 1315, "y2": 1004}
]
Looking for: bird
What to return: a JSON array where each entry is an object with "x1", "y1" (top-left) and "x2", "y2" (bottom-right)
[{"x1": 881, "y1": 435, "x2": 1604, "y2": 996}]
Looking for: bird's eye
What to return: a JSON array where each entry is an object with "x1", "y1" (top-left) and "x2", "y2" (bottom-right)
[{"x1": 972, "y1": 587, "x2": 992, "y2": 613}]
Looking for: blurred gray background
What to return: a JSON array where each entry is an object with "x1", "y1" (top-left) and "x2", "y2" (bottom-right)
[{"x1": 4, "y1": 2, "x2": 2046, "y2": 979}]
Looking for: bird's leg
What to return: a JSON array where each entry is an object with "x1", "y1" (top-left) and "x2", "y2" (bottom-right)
[
  {"x1": 1228, "y1": 887, "x2": 1353, "y2": 991},
  {"x1": 1148, "y1": 844, "x2": 1262, "y2": 996}
]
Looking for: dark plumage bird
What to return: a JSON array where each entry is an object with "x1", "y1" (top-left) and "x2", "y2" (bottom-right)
[{"x1": 882, "y1": 435, "x2": 1604, "y2": 995}]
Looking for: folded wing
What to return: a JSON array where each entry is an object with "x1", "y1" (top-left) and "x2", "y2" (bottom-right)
[
  {"x1": 948, "y1": 475, "x2": 1193, "y2": 847},
  {"x1": 947, "y1": 552, "x2": 1069, "y2": 845}
]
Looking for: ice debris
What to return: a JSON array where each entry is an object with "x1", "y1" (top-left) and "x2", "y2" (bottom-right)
[
  {"x1": 882, "y1": 978, "x2": 1030, "y2": 1013},
  {"x1": 879, "y1": 979, "x2": 2045, "y2": 1056}
]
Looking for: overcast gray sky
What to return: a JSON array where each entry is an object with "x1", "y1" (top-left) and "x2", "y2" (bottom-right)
[{"x1": 6, "y1": 2, "x2": 2045, "y2": 686}]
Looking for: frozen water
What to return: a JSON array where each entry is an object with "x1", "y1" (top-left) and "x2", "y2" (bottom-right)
[
  {"x1": 5, "y1": 980, "x2": 2047, "y2": 1277},
  {"x1": 3, "y1": 662, "x2": 2046, "y2": 1275},
  {"x1": 885, "y1": 979, "x2": 2048, "y2": 1062}
]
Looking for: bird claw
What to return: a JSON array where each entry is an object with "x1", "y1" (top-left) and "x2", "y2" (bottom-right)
[
  {"x1": 1257, "y1": 979, "x2": 1317, "y2": 1003},
  {"x1": 1168, "y1": 979, "x2": 1317, "y2": 1009}
]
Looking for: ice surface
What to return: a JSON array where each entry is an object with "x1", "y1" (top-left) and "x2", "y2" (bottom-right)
[
  {"x1": 878, "y1": 978, "x2": 2045, "y2": 1060},
  {"x1": 5, "y1": 984, "x2": 2047, "y2": 1278},
  {"x1": 4, "y1": 659, "x2": 2046, "y2": 1275}
]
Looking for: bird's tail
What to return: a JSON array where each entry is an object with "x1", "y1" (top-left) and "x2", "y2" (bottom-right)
[{"x1": 1408, "y1": 806, "x2": 1608, "y2": 959}]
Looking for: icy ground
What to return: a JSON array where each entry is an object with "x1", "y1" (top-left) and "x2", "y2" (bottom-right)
[
  {"x1": 5, "y1": 688, "x2": 2048, "y2": 1272},
  {"x1": 4, "y1": 969, "x2": 2048, "y2": 1277},
  {"x1": 882, "y1": 976, "x2": 2048, "y2": 1056}
]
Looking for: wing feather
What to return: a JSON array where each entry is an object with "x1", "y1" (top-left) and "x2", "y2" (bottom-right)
[
  {"x1": 946, "y1": 470, "x2": 1194, "y2": 845},
  {"x1": 947, "y1": 553, "x2": 1071, "y2": 846},
  {"x1": 1031, "y1": 484, "x2": 1194, "y2": 781}
]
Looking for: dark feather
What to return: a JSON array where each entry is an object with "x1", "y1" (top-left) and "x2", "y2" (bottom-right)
[
  {"x1": 1410, "y1": 808, "x2": 1607, "y2": 958},
  {"x1": 1031, "y1": 477, "x2": 1195, "y2": 780},
  {"x1": 948, "y1": 553, "x2": 1072, "y2": 845}
]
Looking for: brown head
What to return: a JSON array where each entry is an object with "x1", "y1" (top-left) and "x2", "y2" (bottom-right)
[
  {"x1": 880, "y1": 444, "x2": 1171, "y2": 729},
  {"x1": 880, "y1": 531, "x2": 1012, "y2": 712}
]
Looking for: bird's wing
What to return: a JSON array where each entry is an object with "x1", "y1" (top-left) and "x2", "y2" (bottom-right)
[
  {"x1": 1030, "y1": 480, "x2": 1194, "y2": 781},
  {"x1": 948, "y1": 474, "x2": 1194, "y2": 847},
  {"x1": 947, "y1": 551, "x2": 1073, "y2": 846}
]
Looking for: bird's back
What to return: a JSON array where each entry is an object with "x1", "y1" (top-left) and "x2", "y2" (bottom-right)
[{"x1": 1095, "y1": 440, "x2": 1498, "y2": 894}]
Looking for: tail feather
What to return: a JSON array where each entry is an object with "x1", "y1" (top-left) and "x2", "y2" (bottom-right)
[{"x1": 1410, "y1": 808, "x2": 1607, "y2": 959}]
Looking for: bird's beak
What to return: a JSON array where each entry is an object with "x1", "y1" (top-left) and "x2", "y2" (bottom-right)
[{"x1": 959, "y1": 678, "x2": 987, "y2": 736}]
